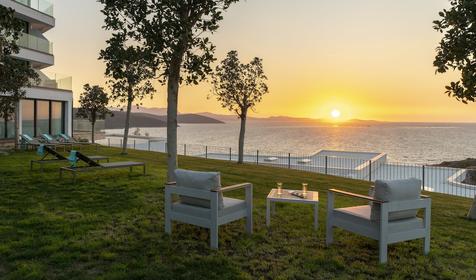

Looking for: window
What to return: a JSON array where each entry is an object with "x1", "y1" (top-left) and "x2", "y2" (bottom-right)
[
  {"x1": 51, "y1": 102, "x2": 64, "y2": 135},
  {"x1": 36, "y1": 100, "x2": 49, "y2": 136},
  {"x1": 21, "y1": 99, "x2": 65, "y2": 137},
  {"x1": 21, "y1": 100, "x2": 34, "y2": 137}
]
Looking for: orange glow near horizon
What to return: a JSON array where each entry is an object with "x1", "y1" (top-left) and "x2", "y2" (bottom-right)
[{"x1": 46, "y1": 0, "x2": 476, "y2": 123}]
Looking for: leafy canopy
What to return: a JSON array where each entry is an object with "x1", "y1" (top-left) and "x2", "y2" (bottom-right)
[
  {"x1": 99, "y1": 33, "x2": 156, "y2": 107},
  {"x1": 211, "y1": 50, "x2": 269, "y2": 118},
  {"x1": 76, "y1": 84, "x2": 112, "y2": 124},
  {"x1": 0, "y1": 6, "x2": 39, "y2": 120},
  {"x1": 434, "y1": 0, "x2": 476, "y2": 103},
  {"x1": 99, "y1": 0, "x2": 239, "y2": 85}
]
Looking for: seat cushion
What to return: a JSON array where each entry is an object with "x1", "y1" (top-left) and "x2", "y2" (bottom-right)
[
  {"x1": 172, "y1": 197, "x2": 246, "y2": 219},
  {"x1": 335, "y1": 205, "x2": 423, "y2": 232},
  {"x1": 175, "y1": 169, "x2": 224, "y2": 209},
  {"x1": 371, "y1": 178, "x2": 422, "y2": 221}
]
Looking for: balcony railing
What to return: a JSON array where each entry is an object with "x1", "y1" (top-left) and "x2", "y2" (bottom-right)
[
  {"x1": 17, "y1": 32, "x2": 53, "y2": 54},
  {"x1": 35, "y1": 70, "x2": 72, "y2": 91},
  {"x1": 14, "y1": 0, "x2": 54, "y2": 16}
]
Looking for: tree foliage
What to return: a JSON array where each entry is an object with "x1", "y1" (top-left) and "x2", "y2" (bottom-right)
[
  {"x1": 100, "y1": 33, "x2": 156, "y2": 107},
  {"x1": 99, "y1": 0, "x2": 239, "y2": 179},
  {"x1": 211, "y1": 50, "x2": 268, "y2": 163},
  {"x1": 211, "y1": 50, "x2": 269, "y2": 119},
  {"x1": 0, "y1": 6, "x2": 39, "y2": 120},
  {"x1": 76, "y1": 84, "x2": 111, "y2": 143},
  {"x1": 434, "y1": 0, "x2": 476, "y2": 104},
  {"x1": 99, "y1": 32, "x2": 156, "y2": 153}
]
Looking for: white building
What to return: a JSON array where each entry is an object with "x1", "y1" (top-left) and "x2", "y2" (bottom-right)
[{"x1": 0, "y1": 0, "x2": 73, "y2": 143}]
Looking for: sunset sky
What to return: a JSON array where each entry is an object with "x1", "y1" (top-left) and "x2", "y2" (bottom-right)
[{"x1": 46, "y1": 0, "x2": 475, "y2": 122}]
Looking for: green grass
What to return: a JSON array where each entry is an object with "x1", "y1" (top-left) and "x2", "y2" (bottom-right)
[{"x1": 0, "y1": 146, "x2": 475, "y2": 279}]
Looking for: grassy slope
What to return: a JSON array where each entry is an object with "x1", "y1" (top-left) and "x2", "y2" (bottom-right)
[{"x1": 0, "y1": 147, "x2": 475, "y2": 280}]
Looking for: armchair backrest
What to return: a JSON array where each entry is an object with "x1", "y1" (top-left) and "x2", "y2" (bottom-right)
[
  {"x1": 370, "y1": 178, "x2": 422, "y2": 221},
  {"x1": 175, "y1": 169, "x2": 224, "y2": 209}
]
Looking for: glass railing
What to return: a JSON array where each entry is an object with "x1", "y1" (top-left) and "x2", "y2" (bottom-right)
[
  {"x1": 14, "y1": 0, "x2": 54, "y2": 16},
  {"x1": 17, "y1": 32, "x2": 53, "y2": 54},
  {"x1": 35, "y1": 70, "x2": 73, "y2": 91}
]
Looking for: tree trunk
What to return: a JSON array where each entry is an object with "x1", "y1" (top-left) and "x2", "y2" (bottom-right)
[
  {"x1": 122, "y1": 97, "x2": 133, "y2": 155},
  {"x1": 167, "y1": 67, "x2": 180, "y2": 181},
  {"x1": 91, "y1": 122, "x2": 95, "y2": 144},
  {"x1": 14, "y1": 101, "x2": 19, "y2": 149},
  {"x1": 238, "y1": 110, "x2": 247, "y2": 164}
]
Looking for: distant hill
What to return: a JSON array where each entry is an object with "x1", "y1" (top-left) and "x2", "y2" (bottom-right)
[{"x1": 74, "y1": 108, "x2": 223, "y2": 129}]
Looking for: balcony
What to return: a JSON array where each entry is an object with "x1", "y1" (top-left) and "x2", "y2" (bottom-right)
[
  {"x1": 35, "y1": 70, "x2": 72, "y2": 91},
  {"x1": 17, "y1": 32, "x2": 53, "y2": 54},
  {"x1": 13, "y1": 0, "x2": 53, "y2": 17}
]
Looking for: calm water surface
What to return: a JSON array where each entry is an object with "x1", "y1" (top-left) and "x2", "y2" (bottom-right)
[{"x1": 105, "y1": 121, "x2": 476, "y2": 164}]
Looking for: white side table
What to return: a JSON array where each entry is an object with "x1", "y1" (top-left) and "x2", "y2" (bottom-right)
[{"x1": 266, "y1": 188, "x2": 319, "y2": 230}]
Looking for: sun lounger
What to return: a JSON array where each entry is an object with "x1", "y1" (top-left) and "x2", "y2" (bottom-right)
[
  {"x1": 59, "y1": 151, "x2": 146, "y2": 183},
  {"x1": 31, "y1": 145, "x2": 109, "y2": 171},
  {"x1": 58, "y1": 133, "x2": 99, "y2": 150}
]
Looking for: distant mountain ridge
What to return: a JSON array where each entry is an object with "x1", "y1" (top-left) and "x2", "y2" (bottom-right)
[
  {"x1": 74, "y1": 108, "x2": 224, "y2": 129},
  {"x1": 114, "y1": 107, "x2": 386, "y2": 126}
]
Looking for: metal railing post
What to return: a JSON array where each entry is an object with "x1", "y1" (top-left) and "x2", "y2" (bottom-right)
[
  {"x1": 134, "y1": 139, "x2": 136, "y2": 149},
  {"x1": 325, "y1": 156, "x2": 328, "y2": 174},
  {"x1": 148, "y1": 140, "x2": 151, "y2": 151},
  {"x1": 368, "y1": 160, "x2": 372, "y2": 182},
  {"x1": 120, "y1": 139, "x2": 123, "y2": 148},
  {"x1": 288, "y1": 153, "x2": 291, "y2": 169},
  {"x1": 422, "y1": 165, "x2": 425, "y2": 191},
  {"x1": 229, "y1": 148, "x2": 232, "y2": 161},
  {"x1": 108, "y1": 138, "x2": 110, "y2": 147},
  {"x1": 184, "y1": 144, "x2": 187, "y2": 156},
  {"x1": 205, "y1": 146, "x2": 208, "y2": 159},
  {"x1": 256, "y1": 150, "x2": 259, "y2": 165}
]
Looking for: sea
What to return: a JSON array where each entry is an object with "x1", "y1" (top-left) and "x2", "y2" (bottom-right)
[{"x1": 103, "y1": 121, "x2": 476, "y2": 165}]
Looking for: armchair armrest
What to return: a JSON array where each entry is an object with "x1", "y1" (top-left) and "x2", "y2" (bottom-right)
[
  {"x1": 213, "y1": 183, "x2": 252, "y2": 193},
  {"x1": 329, "y1": 188, "x2": 386, "y2": 204}
]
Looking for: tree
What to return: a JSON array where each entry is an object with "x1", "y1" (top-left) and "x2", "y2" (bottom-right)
[
  {"x1": 100, "y1": 33, "x2": 156, "y2": 155},
  {"x1": 434, "y1": 0, "x2": 476, "y2": 104},
  {"x1": 76, "y1": 84, "x2": 112, "y2": 143},
  {"x1": 99, "y1": 0, "x2": 239, "y2": 181},
  {"x1": 211, "y1": 50, "x2": 269, "y2": 163},
  {"x1": 0, "y1": 6, "x2": 39, "y2": 142}
]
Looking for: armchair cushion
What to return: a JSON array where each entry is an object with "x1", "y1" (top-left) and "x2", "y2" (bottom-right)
[
  {"x1": 172, "y1": 197, "x2": 246, "y2": 219},
  {"x1": 175, "y1": 169, "x2": 224, "y2": 209},
  {"x1": 335, "y1": 205, "x2": 424, "y2": 232},
  {"x1": 371, "y1": 178, "x2": 421, "y2": 221}
]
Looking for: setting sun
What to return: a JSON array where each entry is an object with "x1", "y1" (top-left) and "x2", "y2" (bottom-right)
[{"x1": 331, "y1": 109, "x2": 341, "y2": 119}]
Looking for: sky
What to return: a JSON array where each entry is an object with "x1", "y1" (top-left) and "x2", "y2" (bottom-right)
[{"x1": 46, "y1": 0, "x2": 476, "y2": 122}]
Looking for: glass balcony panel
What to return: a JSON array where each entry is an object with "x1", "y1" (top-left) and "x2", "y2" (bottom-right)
[
  {"x1": 17, "y1": 32, "x2": 53, "y2": 54},
  {"x1": 35, "y1": 70, "x2": 72, "y2": 91},
  {"x1": 14, "y1": 0, "x2": 54, "y2": 16}
]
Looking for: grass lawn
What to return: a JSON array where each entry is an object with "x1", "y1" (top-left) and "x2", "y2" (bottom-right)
[{"x1": 0, "y1": 146, "x2": 475, "y2": 279}]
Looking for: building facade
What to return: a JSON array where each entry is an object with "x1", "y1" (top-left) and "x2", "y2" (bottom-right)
[{"x1": 0, "y1": 0, "x2": 73, "y2": 143}]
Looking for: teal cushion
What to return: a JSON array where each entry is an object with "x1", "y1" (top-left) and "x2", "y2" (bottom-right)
[
  {"x1": 175, "y1": 169, "x2": 224, "y2": 209},
  {"x1": 43, "y1": 134, "x2": 53, "y2": 141},
  {"x1": 23, "y1": 134, "x2": 34, "y2": 141},
  {"x1": 67, "y1": 150, "x2": 78, "y2": 167},
  {"x1": 37, "y1": 145, "x2": 45, "y2": 157}
]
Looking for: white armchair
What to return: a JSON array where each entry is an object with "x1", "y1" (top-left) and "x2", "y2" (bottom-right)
[
  {"x1": 326, "y1": 178, "x2": 431, "y2": 263},
  {"x1": 164, "y1": 169, "x2": 253, "y2": 249}
]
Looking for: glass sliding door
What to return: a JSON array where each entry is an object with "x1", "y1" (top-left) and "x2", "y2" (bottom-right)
[
  {"x1": 21, "y1": 100, "x2": 35, "y2": 137},
  {"x1": 51, "y1": 101, "x2": 63, "y2": 135},
  {"x1": 6, "y1": 120, "x2": 15, "y2": 139},
  {"x1": 36, "y1": 100, "x2": 50, "y2": 136},
  {"x1": 0, "y1": 120, "x2": 5, "y2": 139}
]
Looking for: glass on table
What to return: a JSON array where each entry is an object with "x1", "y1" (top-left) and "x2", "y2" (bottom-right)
[{"x1": 277, "y1": 182, "x2": 283, "y2": 195}]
